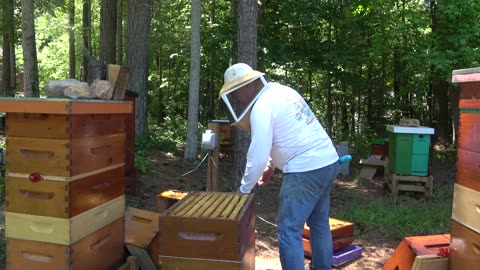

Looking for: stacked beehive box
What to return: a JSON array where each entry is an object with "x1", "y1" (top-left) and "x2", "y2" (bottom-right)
[
  {"x1": 450, "y1": 68, "x2": 480, "y2": 269},
  {"x1": 158, "y1": 192, "x2": 256, "y2": 270},
  {"x1": 0, "y1": 98, "x2": 132, "y2": 270}
]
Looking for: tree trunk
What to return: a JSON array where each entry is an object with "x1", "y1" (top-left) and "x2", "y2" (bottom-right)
[
  {"x1": 100, "y1": 0, "x2": 117, "y2": 64},
  {"x1": 208, "y1": 0, "x2": 216, "y2": 122},
  {"x1": 2, "y1": 0, "x2": 15, "y2": 96},
  {"x1": 69, "y1": 0, "x2": 76, "y2": 78},
  {"x1": 234, "y1": 0, "x2": 258, "y2": 188},
  {"x1": 116, "y1": 0, "x2": 124, "y2": 65},
  {"x1": 127, "y1": 0, "x2": 152, "y2": 136},
  {"x1": 432, "y1": 78, "x2": 451, "y2": 143},
  {"x1": 21, "y1": 0, "x2": 40, "y2": 97},
  {"x1": 2, "y1": 32, "x2": 12, "y2": 96},
  {"x1": 430, "y1": 1, "x2": 452, "y2": 144},
  {"x1": 183, "y1": 0, "x2": 201, "y2": 164},
  {"x1": 229, "y1": 0, "x2": 238, "y2": 65},
  {"x1": 156, "y1": 52, "x2": 165, "y2": 125},
  {"x1": 82, "y1": 0, "x2": 92, "y2": 81}
]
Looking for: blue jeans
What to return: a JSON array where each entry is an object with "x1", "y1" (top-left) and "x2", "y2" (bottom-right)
[{"x1": 277, "y1": 161, "x2": 339, "y2": 270}]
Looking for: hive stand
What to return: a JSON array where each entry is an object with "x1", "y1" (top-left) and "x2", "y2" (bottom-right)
[{"x1": 384, "y1": 159, "x2": 433, "y2": 196}]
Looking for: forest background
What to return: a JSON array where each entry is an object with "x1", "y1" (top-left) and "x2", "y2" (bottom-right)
[
  {"x1": 0, "y1": 1, "x2": 478, "y2": 268},
  {"x1": 0, "y1": 0, "x2": 480, "y2": 152},
  {"x1": 1, "y1": 0, "x2": 480, "y2": 188}
]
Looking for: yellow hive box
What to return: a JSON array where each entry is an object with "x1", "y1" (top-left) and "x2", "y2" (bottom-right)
[
  {"x1": 452, "y1": 183, "x2": 480, "y2": 233},
  {"x1": 6, "y1": 195, "x2": 125, "y2": 245}
]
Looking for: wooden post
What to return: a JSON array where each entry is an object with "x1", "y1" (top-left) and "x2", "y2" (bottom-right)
[{"x1": 207, "y1": 122, "x2": 220, "y2": 191}]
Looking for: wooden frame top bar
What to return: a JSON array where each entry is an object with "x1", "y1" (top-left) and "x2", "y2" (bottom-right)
[
  {"x1": 0, "y1": 97, "x2": 133, "y2": 114},
  {"x1": 452, "y1": 67, "x2": 480, "y2": 83}
]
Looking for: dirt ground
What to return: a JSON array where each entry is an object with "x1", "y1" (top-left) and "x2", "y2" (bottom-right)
[
  {"x1": 0, "y1": 132, "x2": 453, "y2": 269},
  {"x1": 131, "y1": 147, "x2": 454, "y2": 270}
]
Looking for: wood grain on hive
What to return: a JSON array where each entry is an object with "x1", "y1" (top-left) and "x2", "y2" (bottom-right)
[
  {"x1": 158, "y1": 192, "x2": 255, "y2": 269},
  {"x1": 0, "y1": 98, "x2": 131, "y2": 270}
]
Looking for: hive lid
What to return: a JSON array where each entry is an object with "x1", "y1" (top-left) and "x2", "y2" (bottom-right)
[
  {"x1": 452, "y1": 67, "x2": 480, "y2": 83},
  {"x1": 386, "y1": 125, "x2": 435, "y2": 135},
  {"x1": 0, "y1": 97, "x2": 133, "y2": 114}
]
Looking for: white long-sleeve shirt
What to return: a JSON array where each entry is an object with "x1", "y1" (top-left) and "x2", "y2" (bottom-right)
[{"x1": 239, "y1": 82, "x2": 339, "y2": 193}]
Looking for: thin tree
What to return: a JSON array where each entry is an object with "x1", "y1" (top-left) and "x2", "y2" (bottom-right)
[
  {"x1": 234, "y1": 0, "x2": 258, "y2": 187},
  {"x1": 116, "y1": 0, "x2": 124, "y2": 65},
  {"x1": 184, "y1": 0, "x2": 201, "y2": 165},
  {"x1": 127, "y1": 0, "x2": 152, "y2": 136},
  {"x1": 82, "y1": 0, "x2": 92, "y2": 81},
  {"x1": 100, "y1": 0, "x2": 117, "y2": 65},
  {"x1": 21, "y1": 0, "x2": 40, "y2": 97},
  {"x1": 69, "y1": 0, "x2": 75, "y2": 78},
  {"x1": 2, "y1": 0, "x2": 16, "y2": 96}
]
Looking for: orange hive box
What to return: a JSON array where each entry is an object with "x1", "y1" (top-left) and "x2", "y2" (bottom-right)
[
  {"x1": 383, "y1": 234, "x2": 450, "y2": 270},
  {"x1": 303, "y1": 217, "x2": 354, "y2": 257},
  {"x1": 158, "y1": 192, "x2": 255, "y2": 269},
  {"x1": 6, "y1": 167, "x2": 124, "y2": 218},
  {"x1": 156, "y1": 190, "x2": 189, "y2": 213}
]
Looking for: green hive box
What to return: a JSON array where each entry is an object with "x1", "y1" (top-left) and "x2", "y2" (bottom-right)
[{"x1": 387, "y1": 125, "x2": 435, "y2": 176}]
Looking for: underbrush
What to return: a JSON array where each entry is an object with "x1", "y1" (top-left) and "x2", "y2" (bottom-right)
[
  {"x1": 330, "y1": 149, "x2": 455, "y2": 241},
  {"x1": 330, "y1": 184, "x2": 453, "y2": 241}
]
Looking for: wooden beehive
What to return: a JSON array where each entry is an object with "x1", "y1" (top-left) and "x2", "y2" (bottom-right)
[
  {"x1": 0, "y1": 98, "x2": 131, "y2": 270},
  {"x1": 6, "y1": 195, "x2": 125, "y2": 245},
  {"x1": 6, "y1": 217, "x2": 125, "y2": 270},
  {"x1": 451, "y1": 68, "x2": 480, "y2": 268},
  {"x1": 383, "y1": 234, "x2": 450, "y2": 270},
  {"x1": 125, "y1": 207, "x2": 160, "y2": 269},
  {"x1": 159, "y1": 232, "x2": 255, "y2": 270},
  {"x1": 158, "y1": 192, "x2": 255, "y2": 262},
  {"x1": 302, "y1": 217, "x2": 354, "y2": 256},
  {"x1": 6, "y1": 166, "x2": 124, "y2": 218}
]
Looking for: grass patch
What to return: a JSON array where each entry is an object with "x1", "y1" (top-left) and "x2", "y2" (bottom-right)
[{"x1": 330, "y1": 183, "x2": 453, "y2": 241}]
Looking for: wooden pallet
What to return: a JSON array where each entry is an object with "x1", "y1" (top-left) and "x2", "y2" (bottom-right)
[{"x1": 384, "y1": 168, "x2": 433, "y2": 195}]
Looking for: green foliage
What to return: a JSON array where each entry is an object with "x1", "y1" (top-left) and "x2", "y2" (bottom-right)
[
  {"x1": 134, "y1": 117, "x2": 190, "y2": 173},
  {"x1": 9, "y1": 0, "x2": 480, "y2": 145},
  {"x1": 330, "y1": 184, "x2": 453, "y2": 240}
]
